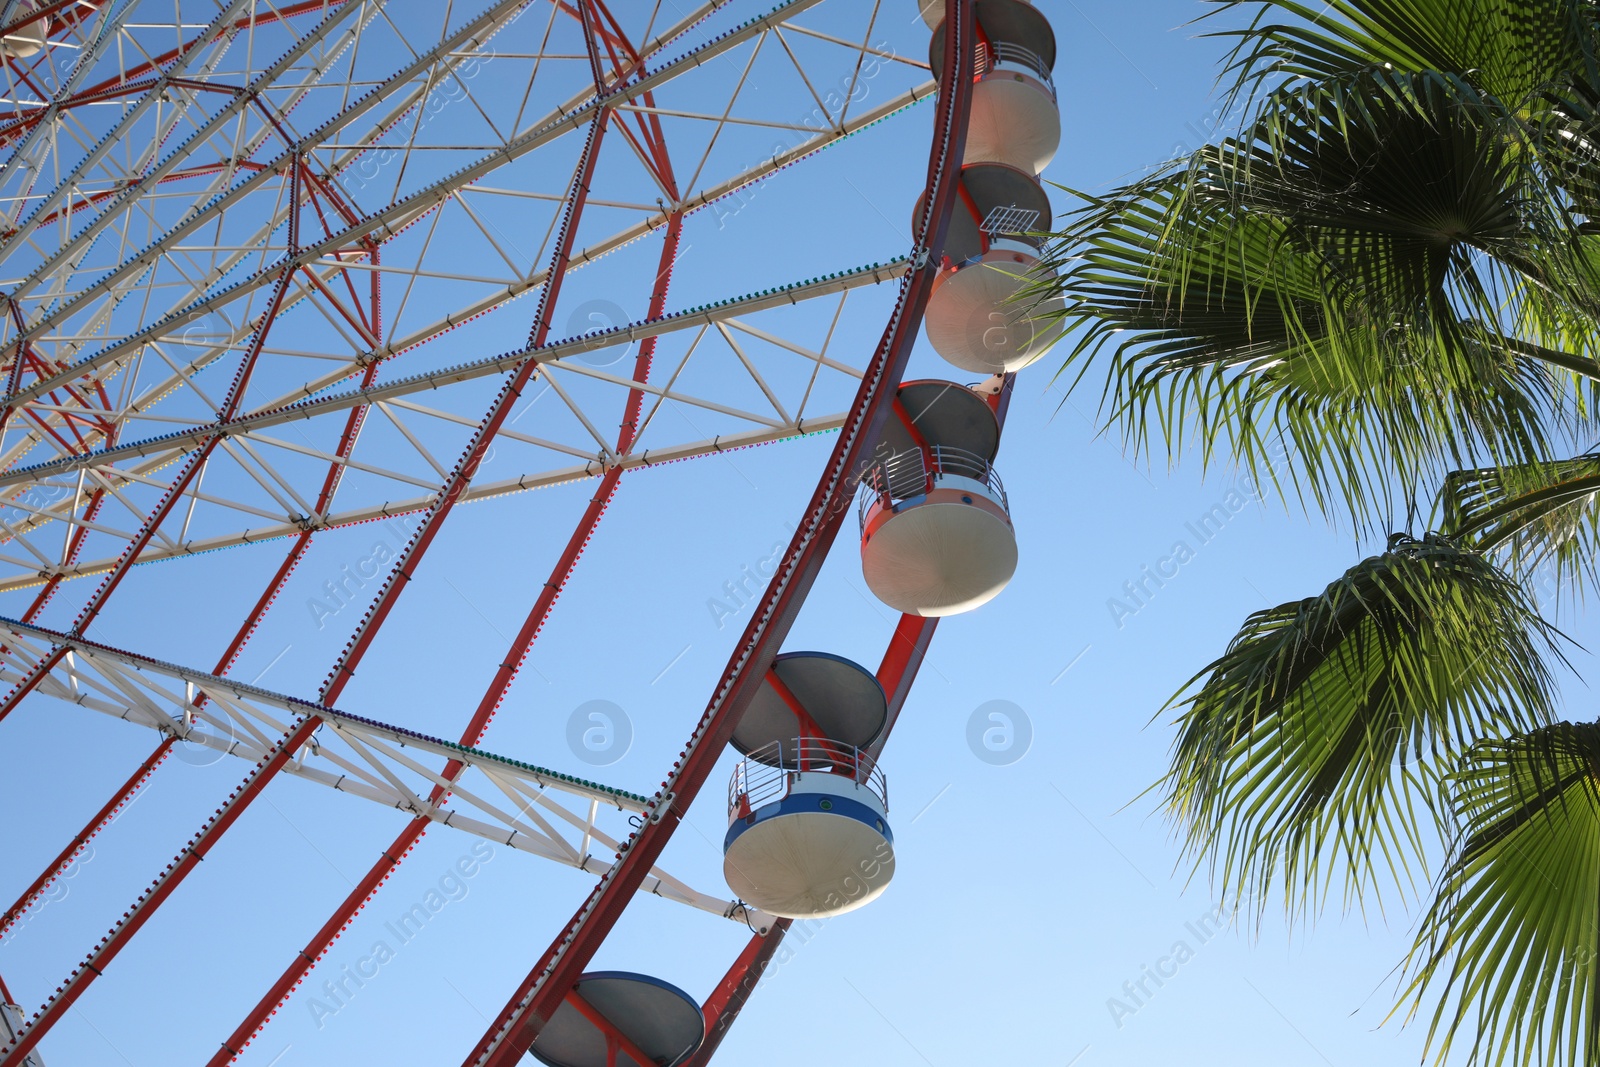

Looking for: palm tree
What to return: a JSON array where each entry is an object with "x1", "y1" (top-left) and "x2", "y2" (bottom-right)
[{"x1": 1035, "y1": 2, "x2": 1600, "y2": 1063}]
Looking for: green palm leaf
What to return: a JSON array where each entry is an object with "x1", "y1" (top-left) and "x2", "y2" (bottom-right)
[
  {"x1": 1039, "y1": 69, "x2": 1580, "y2": 521},
  {"x1": 1164, "y1": 534, "x2": 1561, "y2": 921},
  {"x1": 1201, "y1": 1, "x2": 1600, "y2": 325},
  {"x1": 1440, "y1": 455, "x2": 1600, "y2": 602},
  {"x1": 1404, "y1": 721, "x2": 1600, "y2": 1067},
  {"x1": 1035, "y1": 2, "x2": 1600, "y2": 1060},
  {"x1": 1205, "y1": 0, "x2": 1600, "y2": 111}
]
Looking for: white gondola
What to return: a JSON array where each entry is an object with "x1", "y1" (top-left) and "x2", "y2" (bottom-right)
[
  {"x1": 724, "y1": 654, "x2": 894, "y2": 920},
  {"x1": 928, "y1": 0, "x2": 1059, "y2": 174},
  {"x1": 859, "y1": 446, "x2": 1016, "y2": 616},
  {"x1": 859, "y1": 380, "x2": 1018, "y2": 616},
  {"x1": 1, "y1": 3, "x2": 45, "y2": 59},
  {"x1": 919, "y1": 162, "x2": 1064, "y2": 374},
  {"x1": 724, "y1": 738, "x2": 894, "y2": 920}
]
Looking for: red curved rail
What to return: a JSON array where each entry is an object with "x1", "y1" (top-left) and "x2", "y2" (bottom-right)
[
  {"x1": 686, "y1": 378, "x2": 1014, "y2": 1064},
  {"x1": 462, "y1": 1, "x2": 978, "y2": 1062}
]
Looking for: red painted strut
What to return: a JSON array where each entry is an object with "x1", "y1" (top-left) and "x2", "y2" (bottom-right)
[{"x1": 461, "y1": 3, "x2": 977, "y2": 1062}]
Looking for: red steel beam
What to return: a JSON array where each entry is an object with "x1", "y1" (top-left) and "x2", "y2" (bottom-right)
[
  {"x1": 461, "y1": 4, "x2": 977, "y2": 1062},
  {"x1": 211, "y1": 211, "x2": 685, "y2": 1063},
  {"x1": 565, "y1": 988, "x2": 663, "y2": 1067},
  {"x1": 210, "y1": 7, "x2": 686, "y2": 1040},
  {"x1": 0, "y1": 0, "x2": 357, "y2": 140},
  {"x1": 762, "y1": 670, "x2": 830, "y2": 742},
  {"x1": 0, "y1": 52, "x2": 614, "y2": 1065},
  {"x1": 686, "y1": 917, "x2": 795, "y2": 1066},
  {"x1": 0, "y1": 165, "x2": 321, "y2": 1065}
]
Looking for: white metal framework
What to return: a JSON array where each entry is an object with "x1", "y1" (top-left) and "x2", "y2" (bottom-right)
[{"x1": 0, "y1": 1, "x2": 949, "y2": 1063}]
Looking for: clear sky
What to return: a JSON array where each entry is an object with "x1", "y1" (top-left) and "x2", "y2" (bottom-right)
[{"x1": 0, "y1": 2, "x2": 1584, "y2": 1065}]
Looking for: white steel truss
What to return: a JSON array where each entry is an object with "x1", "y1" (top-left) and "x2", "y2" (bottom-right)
[
  {"x1": 0, "y1": 0, "x2": 939, "y2": 1058},
  {"x1": 0, "y1": 612, "x2": 778, "y2": 933},
  {"x1": 0, "y1": 256, "x2": 910, "y2": 591},
  {"x1": 0, "y1": 0, "x2": 934, "y2": 605}
]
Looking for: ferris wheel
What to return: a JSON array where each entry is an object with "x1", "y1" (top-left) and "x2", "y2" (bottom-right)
[{"x1": 0, "y1": 1, "x2": 1063, "y2": 1064}]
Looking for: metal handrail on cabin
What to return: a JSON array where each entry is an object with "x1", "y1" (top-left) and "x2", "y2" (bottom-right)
[
  {"x1": 976, "y1": 39, "x2": 1056, "y2": 97},
  {"x1": 857, "y1": 445, "x2": 1009, "y2": 530},
  {"x1": 728, "y1": 738, "x2": 889, "y2": 818}
]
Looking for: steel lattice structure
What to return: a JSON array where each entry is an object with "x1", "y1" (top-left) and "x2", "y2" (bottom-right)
[{"x1": 0, "y1": 1, "x2": 993, "y2": 1062}]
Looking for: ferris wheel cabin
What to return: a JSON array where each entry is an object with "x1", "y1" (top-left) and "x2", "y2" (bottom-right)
[
  {"x1": 858, "y1": 380, "x2": 1017, "y2": 617},
  {"x1": 724, "y1": 653, "x2": 896, "y2": 920},
  {"x1": 916, "y1": 0, "x2": 1065, "y2": 376},
  {"x1": 919, "y1": 163, "x2": 1065, "y2": 374},
  {"x1": 930, "y1": 0, "x2": 1060, "y2": 175},
  {"x1": 2, "y1": 3, "x2": 47, "y2": 59}
]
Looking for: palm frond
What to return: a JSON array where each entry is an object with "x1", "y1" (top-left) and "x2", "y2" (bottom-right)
[
  {"x1": 1439, "y1": 453, "x2": 1600, "y2": 603},
  {"x1": 1029, "y1": 3, "x2": 1600, "y2": 1061},
  {"x1": 1403, "y1": 721, "x2": 1600, "y2": 1067},
  {"x1": 1035, "y1": 69, "x2": 1582, "y2": 524},
  {"x1": 1164, "y1": 534, "x2": 1562, "y2": 923},
  {"x1": 1204, "y1": 0, "x2": 1600, "y2": 113}
]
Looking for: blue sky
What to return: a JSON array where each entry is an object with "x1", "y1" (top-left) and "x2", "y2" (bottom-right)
[{"x1": 1, "y1": 2, "x2": 1589, "y2": 1064}]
